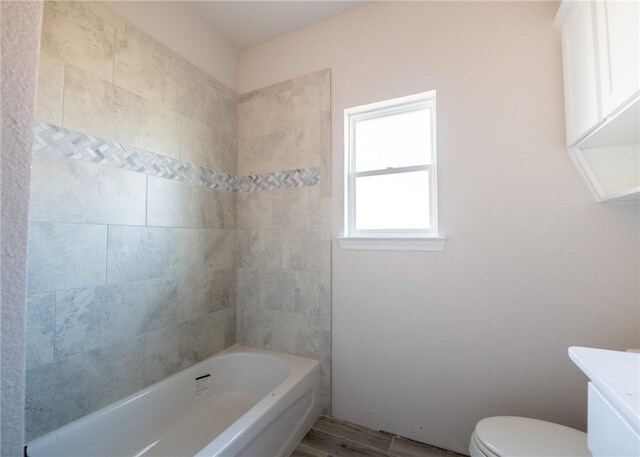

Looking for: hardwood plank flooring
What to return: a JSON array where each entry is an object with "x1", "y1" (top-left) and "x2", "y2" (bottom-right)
[{"x1": 292, "y1": 416, "x2": 467, "y2": 457}]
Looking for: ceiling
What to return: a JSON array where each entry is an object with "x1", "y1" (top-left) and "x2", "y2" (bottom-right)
[{"x1": 186, "y1": 1, "x2": 373, "y2": 51}]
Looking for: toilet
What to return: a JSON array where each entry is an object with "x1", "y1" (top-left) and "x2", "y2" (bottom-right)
[{"x1": 470, "y1": 417, "x2": 590, "y2": 457}]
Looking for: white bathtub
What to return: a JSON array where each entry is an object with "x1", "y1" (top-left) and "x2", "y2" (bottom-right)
[{"x1": 27, "y1": 345, "x2": 321, "y2": 457}]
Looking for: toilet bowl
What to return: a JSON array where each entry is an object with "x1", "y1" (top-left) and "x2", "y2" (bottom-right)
[{"x1": 469, "y1": 417, "x2": 590, "y2": 457}]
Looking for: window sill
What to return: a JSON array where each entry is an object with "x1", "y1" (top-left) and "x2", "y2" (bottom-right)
[{"x1": 337, "y1": 236, "x2": 447, "y2": 251}]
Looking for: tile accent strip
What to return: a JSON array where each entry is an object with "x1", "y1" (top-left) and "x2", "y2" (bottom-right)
[
  {"x1": 32, "y1": 121, "x2": 319, "y2": 192},
  {"x1": 236, "y1": 168, "x2": 320, "y2": 192}
]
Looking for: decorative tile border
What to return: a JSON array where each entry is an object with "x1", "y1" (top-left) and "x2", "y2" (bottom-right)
[
  {"x1": 32, "y1": 121, "x2": 319, "y2": 192},
  {"x1": 236, "y1": 167, "x2": 320, "y2": 192}
]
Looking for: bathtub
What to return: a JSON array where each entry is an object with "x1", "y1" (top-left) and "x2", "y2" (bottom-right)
[{"x1": 27, "y1": 345, "x2": 321, "y2": 457}]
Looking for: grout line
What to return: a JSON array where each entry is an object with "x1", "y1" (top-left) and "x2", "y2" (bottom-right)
[
  {"x1": 50, "y1": 306, "x2": 235, "y2": 369},
  {"x1": 104, "y1": 225, "x2": 109, "y2": 284},
  {"x1": 60, "y1": 62, "x2": 66, "y2": 126},
  {"x1": 38, "y1": 333, "x2": 144, "y2": 369},
  {"x1": 28, "y1": 219, "x2": 235, "y2": 231},
  {"x1": 112, "y1": 27, "x2": 116, "y2": 84},
  {"x1": 52, "y1": 290, "x2": 58, "y2": 363},
  {"x1": 145, "y1": 174, "x2": 149, "y2": 226},
  {"x1": 141, "y1": 332, "x2": 147, "y2": 387}
]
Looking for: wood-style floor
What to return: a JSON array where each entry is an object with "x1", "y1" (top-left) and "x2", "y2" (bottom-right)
[{"x1": 292, "y1": 416, "x2": 467, "y2": 457}]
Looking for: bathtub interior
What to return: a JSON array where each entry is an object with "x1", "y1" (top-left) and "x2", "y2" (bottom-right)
[
  {"x1": 27, "y1": 348, "x2": 299, "y2": 457},
  {"x1": 212, "y1": 352, "x2": 291, "y2": 398}
]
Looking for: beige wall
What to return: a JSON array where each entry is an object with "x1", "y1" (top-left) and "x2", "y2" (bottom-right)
[{"x1": 239, "y1": 2, "x2": 640, "y2": 454}]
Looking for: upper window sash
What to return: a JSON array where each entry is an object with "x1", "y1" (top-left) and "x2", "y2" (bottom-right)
[{"x1": 345, "y1": 91, "x2": 438, "y2": 238}]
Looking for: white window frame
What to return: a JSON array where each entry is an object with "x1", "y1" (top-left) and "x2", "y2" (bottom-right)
[{"x1": 340, "y1": 91, "x2": 445, "y2": 251}]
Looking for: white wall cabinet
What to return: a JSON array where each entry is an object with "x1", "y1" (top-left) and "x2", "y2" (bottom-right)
[
  {"x1": 558, "y1": 1, "x2": 600, "y2": 146},
  {"x1": 556, "y1": 1, "x2": 640, "y2": 202},
  {"x1": 595, "y1": 0, "x2": 640, "y2": 118}
]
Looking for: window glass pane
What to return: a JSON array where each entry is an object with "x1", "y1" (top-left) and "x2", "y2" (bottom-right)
[
  {"x1": 355, "y1": 108, "x2": 431, "y2": 172},
  {"x1": 355, "y1": 171, "x2": 430, "y2": 230}
]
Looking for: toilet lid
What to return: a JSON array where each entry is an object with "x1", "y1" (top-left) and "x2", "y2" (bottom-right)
[{"x1": 474, "y1": 416, "x2": 590, "y2": 457}]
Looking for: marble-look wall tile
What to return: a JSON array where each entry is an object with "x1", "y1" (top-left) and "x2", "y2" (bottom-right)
[
  {"x1": 40, "y1": 1, "x2": 115, "y2": 82},
  {"x1": 35, "y1": 53, "x2": 64, "y2": 125},
  {"x1": 320, "y1": 198, "x2": 331, "y2": 241},
  {"x1": 181, "y1": 115, "x2": 237, "y2": 175},
  {"x1": 143, "y1": 308, "x2": 236, "y2": 386},
  {"x1": 237, "y1": 268, "x2": 260, "y2": 307},
  {"x1": 114, "y1": 23, "x2": 178, "y2": 110},
  {"x1": 238, "y1": 69, "x2": 328, "y2": 175},
  {"x1": 241, "y1": 88, "x2": 293, "y2": 138},
  {"x1": 294, "y1": 271, "x2": 321, "y2": 315},
  {"x1": 26, "y1": 294, "x2": 55, "y2": 370},
  {"x1": 115, "y1": 23, "x2": 235, "y2": 125},
  {"x1": 237, "y1": 131, "x2": 281, "y2": 175},
  {"x1": 30, "y1": 152, "x2": 146, "y2": 225},
  {"x1": 272, "y1": 187, "x2": 320, "y2": 229},
  {"x1": 147, "y1": 176, "x2": 236, "y2": 229},
  {"x1": 218, "y1": 94, "x2": 239, "y2": 140},
  {"x1": 237, "y1": 229, "x2": 284, "y2": 270},
  {"x1": 293, "y1": 68, "x2": 330, "y2": 89},
  {"x1": 237, "y1": 187, "x2": 320, "y2": 229},
  {"x1": 82, "y1": 1, "x2": 125, "y2": 31},
  {"x1": 211, "y1": 229, "x2": 238, "y2": 271},
  {"x1": 26, "y1": 1, "x2": 242, "y2": 439},
  {"x1": 319, "y1": 329, "x2": 332, "y2": 412},
  {"x1": 107, "y1": 226, "x2": 182, "y2": 283},
  {"x1": 236, "y1": 69, "x2": 331, "y2": 412},
  {"x1": 255, "y1": 270, "x2": 320, "y2": 315},
  {"x1": 172, "y1": 58, "x2": 223, "y2": 126},
  {"x1": 320, "y1": 111, "x2": 331, "y2": 198},
  {"x1": 237, "y1": 307, "x2": 322, "y2": 360},
  {"x1": 281, "y1": 229, "x2": 321, "y2": 272},
  {"x1": 238, "y1": 268, "x2": 320, "y2": 315},
  {"x1": 259, "y1": 270, "x2": 296, "y2": 310},
  {"x1": 237, "y1": 191, "x2": 273, "y2": 229},
  {"x1": 179, "y1": 268, "x2": 236, "y2": 322},
  {"x1": 25, "y1": 337, "x2": 143, "y2": 440},
  {"x1": 107, "y1": 227, "x2": 235, "y2": 284},
  {"x1": 239, "y1": 79, "x2": 294, "y2": 104},
  {"x1": 54, "y1": 278, "x2": 179, "y2": 359},
  {"x1": 63, "y1": 65, "x2": 181, "y2": 159},
  {"x1": 317, "y1": 70, "x2": 331, "y2": 112},
  {"x1": 319, "y1": 241, "x2": 331, "y2": 286},
  {"x1": 28, "y1": 222, "x2": 107, "y2": 294},
  {"x1": 291, "y1": 81, "x2": 321, "y2": 129},
  {"x1": 238, "y1": 126, "x2": 321, "y2": 175}
]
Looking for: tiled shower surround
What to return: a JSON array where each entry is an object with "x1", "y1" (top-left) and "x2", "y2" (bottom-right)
[
  {"x1": 25, "y1": 1, "x2": 331, "y2": 441},
  {"x1": 236, "y1": 72, "x2": 332, "y2": 410}
]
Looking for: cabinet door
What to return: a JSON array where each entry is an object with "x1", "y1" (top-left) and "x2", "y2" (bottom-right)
[
  {"x1": 561, "y1": 2, "x2": 600, "y2": 146},
  {"x1": 596, "y1": 0, "x2": 640, "y2": 118}
]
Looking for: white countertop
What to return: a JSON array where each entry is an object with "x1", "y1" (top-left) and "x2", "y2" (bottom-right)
[{"x1": 569, "y1": 346, "x2": 640, "y2": 433}]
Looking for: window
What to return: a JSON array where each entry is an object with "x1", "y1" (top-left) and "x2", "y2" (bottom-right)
[{"x1": 341, "y1": 91, "x2": 445, "y2": 251}]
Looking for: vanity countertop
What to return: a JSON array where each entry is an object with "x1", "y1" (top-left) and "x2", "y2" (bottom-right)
[{"x1": 569, "y1": 346, "x2": 640, "y2": 432}]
